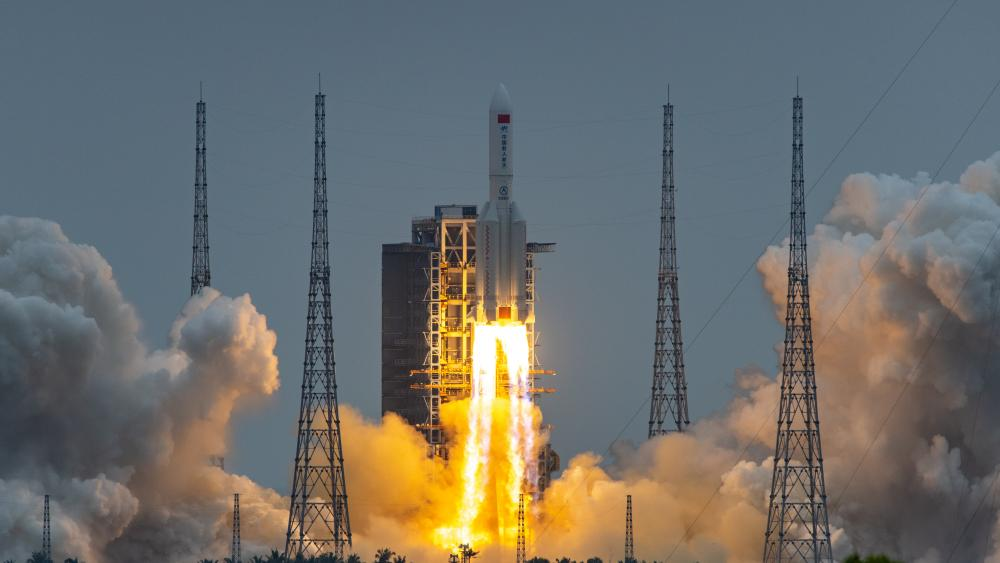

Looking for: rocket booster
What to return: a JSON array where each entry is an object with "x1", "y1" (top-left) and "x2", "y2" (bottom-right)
[{"x1": 476, "y1": 84, "x2": 528, "y2": 324}]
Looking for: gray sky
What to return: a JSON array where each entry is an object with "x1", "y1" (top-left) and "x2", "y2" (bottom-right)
[{"x1": 2, "y1": 0, "x2": 998, "y2": 494}]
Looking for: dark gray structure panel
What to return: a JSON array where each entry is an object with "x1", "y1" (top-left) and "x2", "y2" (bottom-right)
[{"x1": 381, "y1": 243, "x2": 431, "y2": 427}]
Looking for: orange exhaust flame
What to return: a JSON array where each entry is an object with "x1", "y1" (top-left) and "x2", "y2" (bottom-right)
[{"x1": 434, "y1": 322, "x2": 539, "y2": 553}]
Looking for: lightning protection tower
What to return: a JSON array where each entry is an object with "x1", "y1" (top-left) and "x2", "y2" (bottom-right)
[
  {"x1": 231, "y1": 493, "x2": 241, "y2": 563},
  {"x1": 762, "y1": 88, "x2": 833, "y2": 562},
  {"x1": 191, "y1": 84, "x2": 210, "y2": 295},
  {"x1": 648, "y1": 89, "x2": 689, "y2": 437},
  {"x1": 284, "y1": 81, "x2": 352, "y2": 560},
  {"x1": 516, "y1": 492, "x2": 526, "y2": 563},
  {"x1": 625, "y1": 494, "x2": 634, "y2": 563},
  {"x1": 42, "y1": 494, "x2": 51, "y2": 562}
]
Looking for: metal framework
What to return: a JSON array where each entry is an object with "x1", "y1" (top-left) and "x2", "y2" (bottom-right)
[
  {"x1": 762, "y1": 91, "x2": 833, "y2": 563},
  {"x1": 191, "y1": 87, "x2": 210, "y2": 295},
  {"x1": 516, "y1": 492, "x2": 526, "y2": 563},
  {"x1": 42, "y1": 494, "x2": 51, "y2": 561},
  {"x1": 625, "y1": 494, "x2": 634, "y2": 563},
  {"x1": 649, "y1": 93, "x2": 689, "y2": 437},
  {"x1": 232, "y1": 493, "x2": 241, "y2": 563},
  {"x1": 285, "y1": 86, "x2": 352, "y2": 560},
  {"x1": 410, "y1": 210, "x2": 555, "y2": 460}
]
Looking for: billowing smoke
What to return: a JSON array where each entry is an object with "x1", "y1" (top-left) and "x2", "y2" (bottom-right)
[
  {"x1": 516, "y1": 151, "x2": 1000, "y2": 562},
  {"x1": 8, "y1": 151, "x2": 1000, "y2": 562},
  {"x1": 0, "y1": 216, "x2": 287, "y2": 561}
]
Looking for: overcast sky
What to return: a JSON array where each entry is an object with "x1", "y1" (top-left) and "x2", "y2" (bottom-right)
[{"x1": 2, "y1": 1, "x2": 999, "y2": 493}]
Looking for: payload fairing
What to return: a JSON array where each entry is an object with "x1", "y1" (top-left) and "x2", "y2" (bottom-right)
[{"x1": 476, "y1": 84, "x2": 528, "y2": 324}]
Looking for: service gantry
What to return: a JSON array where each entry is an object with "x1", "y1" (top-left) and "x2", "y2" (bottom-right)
[
  {"x1": 648, "y1": 90, "x2": 689, "y2": 437},
  {"x1": 410, "y1": 210, "x2": 555, "y2": 458},
  {"x1": 191, "y1": 85, "x2": 210, "y2": 295},
  {"x1": 284, "y1": 83, "x2": 352, "y2": 560},
  {"x1": 761, "y1": 89, "x2": 833, "y2": 562}
]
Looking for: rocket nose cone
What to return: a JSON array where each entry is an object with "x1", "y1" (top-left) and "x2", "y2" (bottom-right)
[{"x1": 490, "y1": 83, "x2": 512, "y2": 114}]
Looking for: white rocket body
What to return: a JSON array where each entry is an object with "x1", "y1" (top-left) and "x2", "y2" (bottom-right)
[{"x1": 476, "y1": 84, "x2": 527, "y2": 324}]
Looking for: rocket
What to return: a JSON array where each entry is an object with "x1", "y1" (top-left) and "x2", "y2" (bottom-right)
[{"x1": 476, "y1": 84, "x2": 528, "y2": 324}]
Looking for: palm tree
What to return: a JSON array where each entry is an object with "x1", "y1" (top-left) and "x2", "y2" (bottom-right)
[
  {"x1": 346, "y1": 555, "x2": 362, "y2": 563},
  {"x1": 26, "y1": 552, "x2": 50, "y2": 563}
]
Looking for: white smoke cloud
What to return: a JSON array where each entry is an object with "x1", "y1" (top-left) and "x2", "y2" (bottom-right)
[
  {"x1": 8, "y1": 150, "x2": 1000, "y2": 562},
  {"x1": 0, "y1": 216, "x2": 286, "y2": 562},
  {"x1": 512, "y1": 151, "x2": 1000, "y2": 562}
]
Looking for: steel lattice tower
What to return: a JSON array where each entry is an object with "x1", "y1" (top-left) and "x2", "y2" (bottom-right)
[
  {"x1": 284, "y1": 84, "x2": 352, "y2": 560},
  {"x1": 648, "y1": 91, "x2": 689, "y2": 437},
  {"x1": 191, "y1": 86, "x2": 210, "y2": 295},
  {"x1": 762, "y1": 91, "x2": 833, "y2": 563},
  {"x1": 516, "y1": 492, "x2": 526, "y2": 563},
  {"x1": 625, "y1": 494, "x2": 634, "y2": 563},
  {"x1": 231, "y1": 493, "x2": 241, "y2": 563},
  {"x1": 42, "y1": 494, "x2": 51, "y2": 561}
]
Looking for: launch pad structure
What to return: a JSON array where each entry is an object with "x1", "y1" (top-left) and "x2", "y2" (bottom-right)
[
  {"x1": 381, "y1": 206, "x2": 560, "y2": 485},
  {"x1": 381, "y1": 85, "x2": 560, "y2": 491}
]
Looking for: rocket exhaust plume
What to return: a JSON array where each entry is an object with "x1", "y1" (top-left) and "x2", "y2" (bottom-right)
[{"x1": 436, "y1": 84, "x2": 542, "y2": 553}]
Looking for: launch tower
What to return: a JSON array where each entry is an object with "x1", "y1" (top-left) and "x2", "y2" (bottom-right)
[
  {"x1": 380, "y1": 87, "x2": 560, "y2": 490},
  {"x1": 284, "y1": 84, "x2": 352, "y2": 559},
  {"x1": 761, "y1": 90, "x2": 833, "y2": 562}
]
